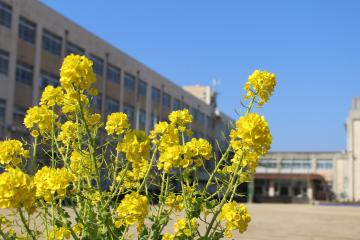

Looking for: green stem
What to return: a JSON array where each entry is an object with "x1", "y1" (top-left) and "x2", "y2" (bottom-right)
[
  {"x1": 18, "y1": 208, "x2": 36, "y2": 240},
  {"x1": 137, "y1": 147, "x2": 158, "y2": 193}
]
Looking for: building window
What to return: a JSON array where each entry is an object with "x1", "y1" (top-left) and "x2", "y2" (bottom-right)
[
  {"x1": 42, "y1": 30, "x2": 62, "y2": 56},
  {"x1": 0, "y1": 99, "x2": 5, "y2": 123},
  {"x1": 259, "y1": 159, "x2": 277, "y2": 168},
  {"x1": 206, "y1": 116, "x2": 212, "y2": 128},
  {"x1": 0, "y1": 1, "x2": 11, "y2": 28},
  {"x1": 316, "y1": 159, "x2": 333, "y2": 169},
  {"x1": 151, "y1": 87, "x2": 161, "y2": 103},
  {"x1": 138, "y1": 79, "x2": 147, "y2": 97},
  {"x1": 139, "y1": 109, "x2": 146, "y2": 128},
  {"x1": 124, "y1": 73, "x2": 135, "y2": 91},
  {"x1": 18, "y1": 17, "x2": 36, "y2": 44},
  {"x1": 40, "y1": 71, "x2": 58, "y2": 89},
  {"x1": 123, "y1": 104, "x2": 135, "y2": 124},
  {"x1": 105, "y1": 97, "x2": 119, "y2": 115},
  {"x1": 90, "y1": 55, "x2": 103, "y2": 76},
  {"x1": 150, "y1": 113, "x2": 159, "y2": 130},
  {"x1": 16, "y1": 61, "x2": 33, "y2": 86},
  {"x1": 281, "y1": 159, "x2": 311, "y2": 169},
  {"x1": 162, "y1": 93, "x2": 171, "y2": 108},
  {"x1": 66, "y1": 42, "x2": 85, "y2": 55},
  {"x1": 0, "y1": 50, "x2": 9, "y2": 75},
  {"x1": 173, "y1": 98, "x2": 182, "y2": 110},
  {"x1": 13, "y1": 105, "x2": 26, "y2": 125},
  {"x1": 197, "y1": 111, "x2": 205, "y2": 124},
  {"x1": 91, "y1": 94, "x2": 102, "y2": 110},
  {"x1": 107, "y1": 64, "x2": 120, "y2": 84}
]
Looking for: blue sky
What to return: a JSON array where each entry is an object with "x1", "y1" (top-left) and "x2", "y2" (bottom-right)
[{"x1": 42, "y1": 0, "x2": 360, "y2": 151}]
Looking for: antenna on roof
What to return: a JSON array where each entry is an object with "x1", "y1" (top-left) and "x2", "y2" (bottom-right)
[{"x1": 212, "y1": 78, "x2": 220, "y2": 92}]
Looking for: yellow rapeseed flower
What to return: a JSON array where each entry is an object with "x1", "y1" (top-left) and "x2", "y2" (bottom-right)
[
  {"x1": 115, "y1": 192, "x2": 148, "y2": 231},
  {"x1": 168, "y1": 109, "x2": 193, "y2": 131},
  {"x1": 244, "y1": 70, "x2": 276, "y2": 106},
  {"x1": 24, "y1": 105, "x2": 56, "y2": 135},
  {"x1": 57, "y1": 121, "x2": 78, "y2": 145},
  {"x1": 219, "y1": 202, "x2": 251, "y2": 238},
  {"x1": 117, "y1": 130, "x2": 150, "y2": 163},
  {"x1": 40, "y1": 85, "x2": 64, "y2": 107},
  {"x1": 0, "y1": 140, "x2": 29, "y2": 166},
  {"x1": 60, "y1": 54, "x2": 96, "y2": 91},
  {"x1": 105, "y1": 112, "x2": 130, "y2": 135},
  {"x1": 34, "y1": 166, "x2": 74, "y2": 202},
  {"x1": 230, "y1": 113, "x2": 272, "y2": 156},
  {"x1": 174, "y1": 218, "x2": 198, "y2": 237},
  {"x1": 70, "y1": 150, "x2": 93, "y2": 177},
  {"x1": 48, "y1": 226, "x2": 71, "y2": 240},
  {"x1": 0, "y1": 168, "x2": 35, "y2": 209}
]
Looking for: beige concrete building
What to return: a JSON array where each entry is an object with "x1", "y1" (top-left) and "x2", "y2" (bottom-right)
[
  {"x1": 254, "y1": 98, "x2": 360, "y2": 202},
  {"x1": 0, "y1": 0, "x2": 232, "y2": 147}
]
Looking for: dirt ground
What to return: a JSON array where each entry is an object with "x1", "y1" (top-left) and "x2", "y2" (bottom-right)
[{"x1": 1, "y1": 203, "x2": 359, "y2": 239}]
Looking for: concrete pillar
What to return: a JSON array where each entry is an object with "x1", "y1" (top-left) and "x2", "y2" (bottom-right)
[
  {"x1": 32, "y1": 21, "x2": 42, "y2": 105},
  {"x1": 307, "y1": 182, "x2": 313, "y2": 201},
  {"x1": 268, "y1": 180, "x2": 275, "y2": 197}
]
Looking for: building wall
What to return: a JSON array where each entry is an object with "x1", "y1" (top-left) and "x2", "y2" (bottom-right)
[{"x1": 0, "y1": 0, "x2": 232, "y2": 142}]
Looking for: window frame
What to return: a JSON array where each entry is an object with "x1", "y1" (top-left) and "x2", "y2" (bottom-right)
[
  {"x1": 42, "y1": 29, "x2": 62, "y2": 56},
  {"x1": 151, "y1": 87, "x2": 161, "y2": 103},
  {"x1": 106, "y1": 63, "x2": 121, "y2": 84},
  {"x1": 0, "y1": 1, "x2": 12, "y2": 28},
  {"x1": 16, "y1": 61, "x2": 33, "y2": 86},
  {"x1": 124, "y1": 73, "x2": 135, "y2": 91},
  {"x1": 18, "y1": 17, "x2": 36, "y2": 44},
  {"x1": 89, "y1": 54, "x2": 104, "y2": 76},
  {"x1": 0, "y1": 50, "x2": 9, "y2": 75}
]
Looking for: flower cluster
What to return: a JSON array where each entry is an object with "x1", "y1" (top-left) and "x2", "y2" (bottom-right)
[
  {"x1": 34, "y1": 166, "x2": 74, "y2": 202},
  {"x1": 150, "y1": 110, "x2": 212, "y2": 172},
  {"x1": 57, "y1": 121, "x2": 79, "y2": 145},
  {"x1": 0, "y1": 168, "x2": 34, "y2": 209},
  {"x1": 115, "y1": 192, "x2": 149, "y2": 230},
  {"x1": 105, "y1": 112, "x2": 130, "y2": 135},
  {"x1": 165, "y1": 193, "x2": 184, "y2": 212},
  {"x1": 244, "y1": 69, "x2": 276, "y2": 106},
  {"x1": 230, "y1": 113, "x2": 272, "y2": 156},
  {"x1": 0, "y1": 140, "x2": 29, "y2": 166},
  {"x1": 0, "y1": 54, "x2": 276, "y2": 240},
  {"x1": 70, "y1": 150, "x2": 94, "y2": 177},
  {"x1": 40, "y1": 85, "x2": 64, "y2": 107},
  {"x1": 168, "y1": 109, "x2": 193, "y2": 131},
  {"x1": 219, "y1": 202, "x2": 251, "y2": 238},
  {"x1": 60, "y1": 54, "x2": 96, "y2": 91},
  {"x1": 48, "y1": 226, "x2": 71, "y2": 240},
  {"x1": 24, "y1": 105, "x2": 56, "y2": 136}
]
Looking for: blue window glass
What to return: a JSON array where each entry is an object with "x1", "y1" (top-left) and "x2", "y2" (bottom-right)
[
  {"x1": 0, "y1": 50, "x2": 9, "y2": 75},
  {"x1": 151, "y1": 87, "x2": 161, "y2": 103},
  {"x1": 138, "y1": 80, "x2": 147, "y2": 97},
  {"x1": 162, "y1": 93, "x2": 171, "y2": 108},
  {"x1": 91, "y1": 94, "x2": 102, "y2": 110},
  {"x1": 42, "y1": 30, "x2": 62, "y2": 56},
  {"x1": 316, "y1": 159, "x2": 333, "y2": 169},
  {"x1": 16, "y1": 61, "x2": 33, "y2": 86},
  {"x1": 139, "y1": 109, "x2": 146, "y2": 128},
  {"x1": 66, "y1": 42, "x2": 85, "y2": 55},
  {"x1": 173, "y1": 98, "x2": 182, "y2": 110},
  {"x1": 40, "y1": 71, "x2": 58, "y2": 89},
  {"x1": 90, "y1": 54, "x2": 103, "y2": 76},
  {"x1": 124, "y1": 73, "x2": 135, "y2": 91},
  {"x1": 123, "y1": 104, "x2": 135, "y2": 123},
  {"x1": 105, "y1": 97, "x2": 119, "y2": 115},
  {"x1": 18, "y1": 17, "x2": 36, "y2": 44},
  {"x1": 0, "y1": 1, "x2": 11, "y2": 28},
  {"x1": 107, "y1": 64, "x2": 120, "y2": 84},
  {"x1": 0, "y1": 98, "x2": 5, "y2": 123}
]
